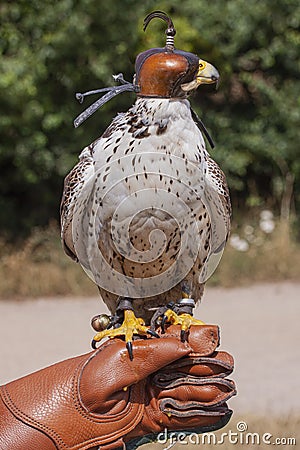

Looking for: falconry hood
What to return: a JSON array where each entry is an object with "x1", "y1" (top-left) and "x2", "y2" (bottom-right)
[
  {"x1": 136, "y1": 11, "x2": 219, "y2": 98},
  {"x1": 73, "y1": 10, "x2": 219, "y2": 129}
]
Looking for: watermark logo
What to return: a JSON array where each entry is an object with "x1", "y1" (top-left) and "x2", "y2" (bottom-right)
[
  {"x1": 157, "y1": 420, "x2": 297, "y2": 448},
  {"x1": 236, "y1": 420, "x2": 248, "y2": 432}
]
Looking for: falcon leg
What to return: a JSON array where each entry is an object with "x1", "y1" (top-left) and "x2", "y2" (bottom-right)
[
  {"x1": 91, "y1": 298, "x2": 159, "y2": 360},
  {"x1": 157, "y1": 286, "x2": 205, "y2": 342}
]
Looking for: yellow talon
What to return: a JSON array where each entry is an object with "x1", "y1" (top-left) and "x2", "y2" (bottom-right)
[
  {"x1": 163, "y1": 310, "x2": 205, "y2": 341},
  {"x1": 92, "y1": 310, "x2": 148, "y2": 342},
  {"x1": 91, "y1": 310, "x2": 152, "y2": 359},
  {"x1": 164, "y1": 309, "x2": 205, "y2": 326}
]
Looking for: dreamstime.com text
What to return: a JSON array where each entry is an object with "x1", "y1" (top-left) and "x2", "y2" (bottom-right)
[{"x1": 157, "y1": 421, "x2": 297, "y2": 448}]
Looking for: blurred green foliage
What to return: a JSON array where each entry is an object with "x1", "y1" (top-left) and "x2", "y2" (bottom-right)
[{"x1": 0, "y1": 0, "x2": 299, "y2": 236}]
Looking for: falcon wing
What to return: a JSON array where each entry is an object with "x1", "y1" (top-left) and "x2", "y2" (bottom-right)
[
  {"x1": 200, "y1": 155, "x2": 231, "y2": 282},
  {"x1": 60, "y1": 146, "x2": 94, "y2": 261}
]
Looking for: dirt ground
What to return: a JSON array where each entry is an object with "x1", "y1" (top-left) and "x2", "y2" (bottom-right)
[{"x1": 0, "y1": 282, "x2": 299, "y2": 419}]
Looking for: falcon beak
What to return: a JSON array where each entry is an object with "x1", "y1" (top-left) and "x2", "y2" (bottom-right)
[
  {"x1": 181, "y1": 59, "x2": 220, "y2": 92},
  {"x1": 196, "y1": 59, "x2": 220, "y2": 87}
]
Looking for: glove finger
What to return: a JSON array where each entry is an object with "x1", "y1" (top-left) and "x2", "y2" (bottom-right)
[
  {"x1": 159, "y1": 399, "x2": 233, "y2": 430},
  {"x1": 160, "y1": 399, "x2": 232, "y2": 418},
  {"x1": 157, "y1": 324, "x2": 220, "y2": 356},
  {"x1": 157, "y1": 378, "x2": 236, "y2": 406},
  {"x1": 157, "y1": 351, "x2": 234, "y2": 378}
]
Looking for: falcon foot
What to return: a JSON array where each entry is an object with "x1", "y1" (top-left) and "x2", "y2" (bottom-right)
[
  {"x1": 153, "y1": 295, "x2": 205, "y2": 342},
  {"x1": 91, "y1": 308, "x2": 159, "y2": 360},
  {"x1": 161, "y1": 309, "x2": 205, "y2": 342}
]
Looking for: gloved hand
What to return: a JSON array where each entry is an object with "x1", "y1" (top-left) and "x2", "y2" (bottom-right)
[{"x1": 0, "y1": 325, "x2": 236, "y2": 450}]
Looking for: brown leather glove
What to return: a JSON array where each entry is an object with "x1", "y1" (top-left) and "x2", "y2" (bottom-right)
[{"x1": 0, "y1": 325, "x2": 236, "y2": 450}]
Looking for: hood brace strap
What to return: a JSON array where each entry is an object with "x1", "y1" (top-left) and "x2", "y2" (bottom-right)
[
  {"x1": 73, "y1": 73, "x2": 215, "y2": 149},
  {"x1": 191, "y1": 108, "x2": 215, "y2": 149},
  {"x1": 73, "y1": 74, "x2": 138, "y2": 128}
]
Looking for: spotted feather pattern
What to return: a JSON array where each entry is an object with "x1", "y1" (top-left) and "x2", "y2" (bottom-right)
[{"x1": 61, "y1": 98, "x2": 231, "y2": 323}]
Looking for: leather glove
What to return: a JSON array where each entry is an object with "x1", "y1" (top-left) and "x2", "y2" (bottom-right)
[{"x1": 0, "y1": 325, "x2": 236, "y2": 450}]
